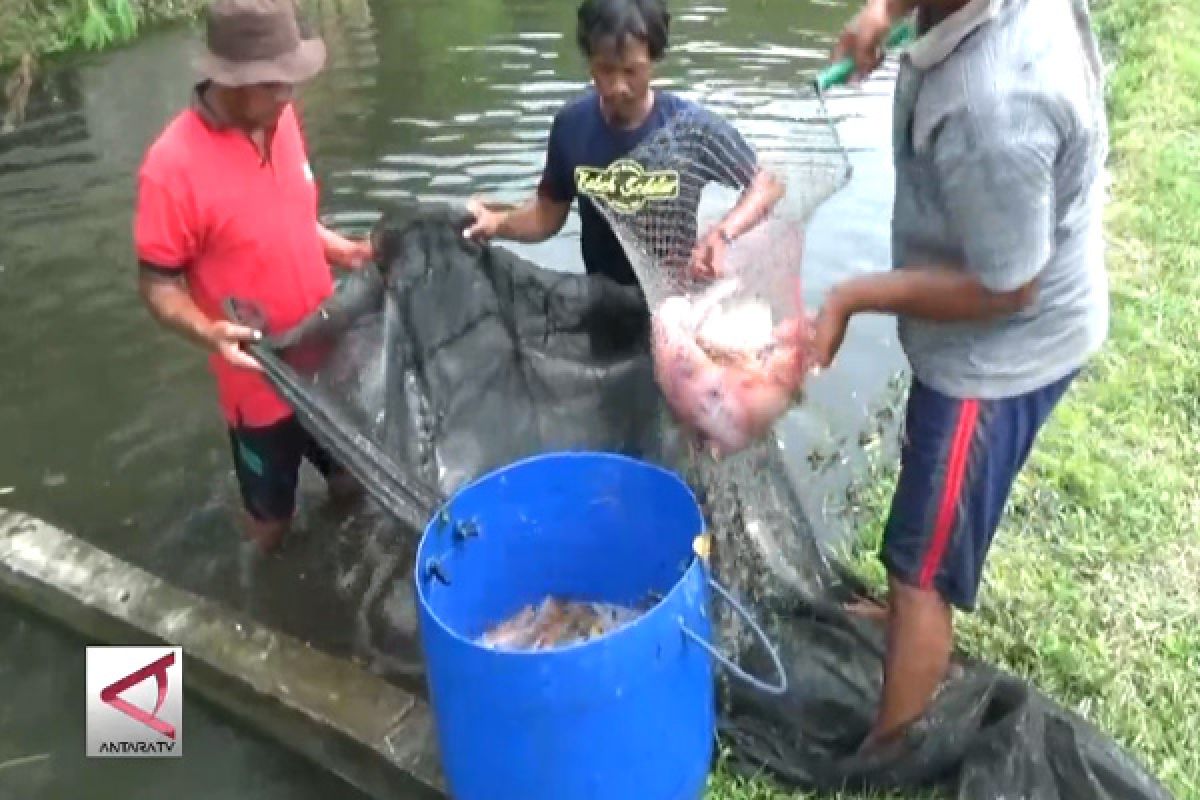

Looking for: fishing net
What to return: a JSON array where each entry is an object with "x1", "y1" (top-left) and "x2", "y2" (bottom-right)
[
  {"x1": 579, "y1": 106, "x2": 839, "y2": 461},
  {"x1": 225, "y1": 108, "x2": 1170, "y2": 797},
  {"x1": 580, "y1": 104, "x2": 841, "y2": 312}
]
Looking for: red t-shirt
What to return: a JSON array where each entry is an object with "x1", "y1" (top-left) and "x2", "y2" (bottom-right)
[{"x1": 134, "y1": 100, "x2": 333, "y2": 428}]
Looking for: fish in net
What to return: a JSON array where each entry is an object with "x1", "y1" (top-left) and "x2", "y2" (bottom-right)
[{"x1": 585, "y1": 103, "x2": 848, "y2": 461}]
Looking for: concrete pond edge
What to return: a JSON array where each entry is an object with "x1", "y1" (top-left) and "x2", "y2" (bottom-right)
[{"x1": 0, "y1": 507, "x2": 446, "y2": 800}]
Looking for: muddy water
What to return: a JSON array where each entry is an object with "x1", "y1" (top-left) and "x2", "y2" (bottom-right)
[{"x1": 0, "y1": 0, "x2": 902, "y2": 796}]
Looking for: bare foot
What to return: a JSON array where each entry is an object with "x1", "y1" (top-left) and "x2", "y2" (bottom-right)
[
  {"x1": 243, "y1": 516, "x2": 288, "y2": 554},
  {"x1": 856, "y1": 721, "x2": 907, "y2": 757}
]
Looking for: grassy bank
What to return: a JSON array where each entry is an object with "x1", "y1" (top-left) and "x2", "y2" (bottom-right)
[
  {"x1": 710, "y1": 0, "x2": 1200, "y2": 797},
  {"x1": 0, "y1": 0, "x2": 203, "y2": 69}
]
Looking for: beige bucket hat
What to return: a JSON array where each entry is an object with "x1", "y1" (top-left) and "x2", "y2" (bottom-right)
[{"x1": 193, "y1": 0, "x2": 326, "y2": 86}]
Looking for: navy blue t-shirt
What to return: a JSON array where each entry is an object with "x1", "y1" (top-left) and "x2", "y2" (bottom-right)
[{"x1": 538, "y1": 90, "x2": 758, "y2": 287}]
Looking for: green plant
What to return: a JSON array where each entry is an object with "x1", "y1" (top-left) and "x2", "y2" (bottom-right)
[{"x1": 78, "y1": 0, "x2": 140, "y2": 51}]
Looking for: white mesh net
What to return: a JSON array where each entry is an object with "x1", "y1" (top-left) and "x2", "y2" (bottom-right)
[
  {"x1": 589, "y1": 102, "x2": 851, "y2": 459},
  {"x1": 591, "y1": 103, "x2": 849, "y2": 307}
]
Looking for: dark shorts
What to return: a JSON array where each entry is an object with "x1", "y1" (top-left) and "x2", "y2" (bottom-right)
[
  {"x1": 228, "y1": 415, "x2": 343, "y2": 523},
  {"x1": 881, "y1": 370, "x2": 1077, "y2": 610}
]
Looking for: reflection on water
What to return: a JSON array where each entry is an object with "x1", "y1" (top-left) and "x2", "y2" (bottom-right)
[{"x1": 0, "y1": 0, "x2": 903, "y2": 795}]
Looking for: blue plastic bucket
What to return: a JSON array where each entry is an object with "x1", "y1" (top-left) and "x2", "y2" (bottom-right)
[{"x1": 414, "y1": 451, "x2": 786, "y2": 800}]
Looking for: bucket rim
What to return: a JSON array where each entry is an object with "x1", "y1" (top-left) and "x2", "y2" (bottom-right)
[{"x1": 414, "y1": 449, "x2": 707, "y2": 657}]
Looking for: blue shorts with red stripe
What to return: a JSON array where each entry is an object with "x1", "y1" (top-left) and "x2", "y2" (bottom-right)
[{"x1": 881, "y1": 370, "x2": 1078, "y2": 611}]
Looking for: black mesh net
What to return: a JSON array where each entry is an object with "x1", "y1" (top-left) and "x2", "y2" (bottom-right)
[{"x1": 226, "y1": 204, "x2": 1170, "y2": 799}]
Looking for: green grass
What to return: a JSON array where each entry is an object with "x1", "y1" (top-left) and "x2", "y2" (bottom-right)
[
  {"x1": 706, "y1": 746, "x2": 938, "y2": 800},
  {"x1": 710, "y1": 0, "x2": 1200, "y2": 797}
]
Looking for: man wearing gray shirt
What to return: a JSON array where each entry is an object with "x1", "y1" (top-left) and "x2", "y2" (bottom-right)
[{"x1": 812, "y1": 0, "x2": 1109, "y2": 751}]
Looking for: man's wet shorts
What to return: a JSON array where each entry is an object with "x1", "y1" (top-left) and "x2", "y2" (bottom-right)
[
  {"x1": 228, "y1": 415, "x2": 341, "y2": 522},
  {"x1": 881, "y1": 370, "x2": 1077, "y2": 610}
]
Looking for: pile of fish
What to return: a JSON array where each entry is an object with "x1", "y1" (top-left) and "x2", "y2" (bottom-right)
[
  {"x1": 480, "y1": 597, "x2": 644, "y2": 651},
  {"x1": 651, "y1": 276, "x2": 815, "y2": 457}
]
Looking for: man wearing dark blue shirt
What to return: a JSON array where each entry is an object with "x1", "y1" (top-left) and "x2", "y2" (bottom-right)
[{"x1": 465, "y1": 0, "x2": 783, "y2": 293}]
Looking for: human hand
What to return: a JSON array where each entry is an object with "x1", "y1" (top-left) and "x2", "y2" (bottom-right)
[
  {"x1": 327, "y1": 235, "x2": 374, "y2": 269},
  {"x1": 811, "y1": 291, "x2": 852, "y2": 371},
  {"x1": 689, "y1": 227, "x2": 730, "y2": 281},
  {"x1": 831, "y1": 0, "x2": 897, "y2": 83},
  {"x1": 206, "y1": 319, "x2": 263, "y2": 372},
  {"x1": 463, "y1": 196, "x2": 504, "y2": 243}
]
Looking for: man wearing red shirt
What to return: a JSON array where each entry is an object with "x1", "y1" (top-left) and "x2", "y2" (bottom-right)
[{"x1": 134, "y1": 0, "x2": 372, "y2": 553}]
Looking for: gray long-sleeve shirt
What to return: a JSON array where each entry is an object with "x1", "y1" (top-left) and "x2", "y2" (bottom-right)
[{"x1": 891, "y1": 0, "x2": 1110, "y2": 399}]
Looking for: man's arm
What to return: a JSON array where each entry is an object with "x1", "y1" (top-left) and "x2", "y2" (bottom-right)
[
  {"x1": 133, "y1": 168, "x2": 262, "y2": 370},
  {"x1": 690, "y1": 111, "x2": 787, "y2": 278},
  {"x1": 465, "y1": 109, "x2": 574, "y2": 245},
  {"x1": 829, "y1": 266, "x2": 1036, "y2": 322},
  {"x1": 810, "y1": 266, "x2": 1036, "y2": 369},
  {"x1": 713, "y1": 167, "x2": 785, "y2": 242},
  {"x1": 813, "y1": 99, "x2": 1060, "y2": 367},
  {"x1": 463, "y1": 191, "x2": 571, "y2": 244},
  {"x1": 834, "y1": 0, "x2": 918, "y2": 80},
  {"x1": 138, "y1": 266, "x2": 262, "y2": 371},
  {"x1": 317, "y1": 222, "x2": 374, "y2": 269},
  {"x1": 690, "y1": 167, "x2": 785, "y2": 280}
]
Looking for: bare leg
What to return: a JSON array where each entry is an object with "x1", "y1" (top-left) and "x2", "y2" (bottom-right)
[
  {"x1": 243, "y1": 514, "x2": 288, "y2": 554},
  {"x1": 862, "y1": 575, "x2": 954, "y2": 749}
]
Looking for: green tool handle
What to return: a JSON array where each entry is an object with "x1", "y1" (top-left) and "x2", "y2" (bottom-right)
[{"x1": 813, "y1": 17, "x2": 917, "y2": 92}]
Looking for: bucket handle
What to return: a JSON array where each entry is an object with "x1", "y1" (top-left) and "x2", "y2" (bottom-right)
[{"x1": 680, "y1": 576, "x2": 788, "y2": 696}]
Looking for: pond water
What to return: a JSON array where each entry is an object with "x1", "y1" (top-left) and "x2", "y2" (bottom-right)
[{"x1": 0, "y1": 0, "x2": 903, "y2": 796}]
